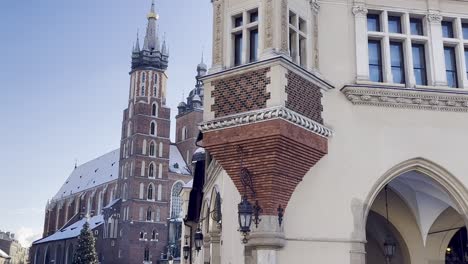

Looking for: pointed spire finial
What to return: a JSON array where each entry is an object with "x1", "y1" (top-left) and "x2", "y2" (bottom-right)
[
  {"x1": 147, "y1": 0, "x2": 159, "y2": 20},
  {"x1": 134, "y1": 29, "x2": 141, "y2": 52},
  {"x1": 74, "y1": 159, "x2": 78, "y2": 169}
]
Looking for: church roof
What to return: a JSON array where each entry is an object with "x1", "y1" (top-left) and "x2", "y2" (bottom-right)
[
  {"x1": 52, "y1": 145, "x2": 190, "y2": 202},
  {"x1": 33, "y1": 215, "x2": 104, "y2": 245},
  {"x1": 52, "y1": 149, "x2": 120, "y2": 201},
  {"x1": 0, "y1": 249, "x2": 9, "y2": 259},
  {"x1": 169, "y1": 144, "x2": 191, "y2": 175}
]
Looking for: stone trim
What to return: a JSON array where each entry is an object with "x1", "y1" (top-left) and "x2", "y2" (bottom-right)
[
  {"x1": 342, "y1": 85, "x2": 468, "y2": 112},
  {"x1": 199, "y1": 106, "x2": 333, "y2": 138}
]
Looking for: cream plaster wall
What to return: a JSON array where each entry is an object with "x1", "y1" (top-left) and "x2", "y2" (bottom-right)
[{"x1": 200, "y1": 0, "x2": 468, "y2": 263}]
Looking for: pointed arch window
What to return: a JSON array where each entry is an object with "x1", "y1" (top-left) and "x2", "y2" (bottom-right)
[
  {"x1": 181, "y1": 126, "x2": 188, "y2": 141},
  {"x1": 141, "y1": 161, "x2": 146, "y2": 177},
  {"x1": 149, "y1": 163, "x2": 155, "y2": 178},
  {"x1": 144, "y1": 247, "x2": 150, "y2": 261},
  {"x1": 158, "y1": 142, "x2": 163, "y2": 157},
  {"x1": 139, "y1": 231, "x2": 145, "y2": 240},
  {"x1": 153, "y1": 73, "x2": 158, "y2": 97},
  {"x1": 122, "y1": 184, "x2": 128, "y2": 201},
  {"x1": 139, "y1": 183, "x2": 145, "y2": 199},
  {"x1": 151, "y1": 230, "x2": 157, "y2": 240},
  {"x1": 158, "y1": 164, "x2": 162, "y2": 178},
  {"x1": 146, "y1": 207, "x2": 153, "y2": 221},
  {"x1": 150, "y1": 122, "x2": 156, "y2": 136},
  {"x1": 127, "y1": 122, "x2": 132, "y2": 138},
  {"x1": 152, "y1": 103, "x2": 157, "y2": 117},
  {"x1": 147, "y1": 184, "x2": 154, "y2": 200},
  {"x1": 149, "y1": 142, "x2": 156, "y2": 157},
  {"x1": 157, "y1": 184, "x2": 162, "y2": 201},
  {"x1": 156, "y1": 208, "x2": 161, "y2": 222},
  {"x1": 142, "y1": 139, "x2": 147, "y2": 155},
  {"x1": 170, "y1": 182, "x2": 184, "y2": 218},
  {"x1": 129, "y1": 103, "x2": 134, "y2": 119}
]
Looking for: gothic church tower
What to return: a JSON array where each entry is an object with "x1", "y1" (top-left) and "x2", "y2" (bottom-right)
[{"x1": 117, "y1": 1, "x2": 170, "y2": 262}]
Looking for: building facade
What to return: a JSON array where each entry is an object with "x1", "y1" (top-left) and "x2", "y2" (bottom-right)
[
  {"x1": 0, "y1": 231, "x2": 28, "y2": 264},
  {"x1": 182, "y1": 0, "x2": 468, "y2": 264},
  {"x1": 31, "y1": 2, "x2": 198, "y2": 264}
]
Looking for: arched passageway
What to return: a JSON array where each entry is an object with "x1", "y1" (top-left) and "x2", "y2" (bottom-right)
[{"x1": 363, "y1": 159, "x2": 468, "y2": 264}]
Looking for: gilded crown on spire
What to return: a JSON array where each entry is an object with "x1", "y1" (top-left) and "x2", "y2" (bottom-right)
[{"x1": 147, "y1": 0, "x2": 159, "y2": 20}]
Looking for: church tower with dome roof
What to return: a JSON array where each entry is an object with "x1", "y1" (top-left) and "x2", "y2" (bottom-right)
[{"x1": 175, "y1": 57, "x2": 206, "y2": 165}]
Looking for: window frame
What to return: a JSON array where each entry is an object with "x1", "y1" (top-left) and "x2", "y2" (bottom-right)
[
  {"x1": 289, "y1": 10, "x2": 308, "y2": 68},
  {"x1": 230, "y1": 8, "x2": 259, "y2": 67}
]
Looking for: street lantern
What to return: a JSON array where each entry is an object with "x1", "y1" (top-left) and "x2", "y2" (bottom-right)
[
  {"x1": 238, "y1": 196, "x2": 253, "y2": 243},
  {"x1": 183, "y1": 237, "x2": 190, "y2": 260},
  {"x1": 194, "y1": 227, "x2": 204, "y2": 252},
  {"x1": 383, "y1": 235, "x2": 396, "y2": 261}
]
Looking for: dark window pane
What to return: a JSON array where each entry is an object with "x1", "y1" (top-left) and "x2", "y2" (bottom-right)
[
  {"x1": 368, "y1": 40, "x2": 382, "y2": 82},
  {"x1": 249, "y1": 29, "x2": 258, "y2": 62},
  {"x1": 463, "y1": 23, "x2": 468, "y2": 39},
  {"x1": 250, "y1": 11, "x2": 258, "y2": 23},
  {"x1": 410, "y1": 18, "x2": 423, "y2": 35},
  {"x1": 442, "y1": 21, "x2": 454, "y2": 38},
  {"x1": 299, "y1": 36, "x2": 306, "y2": 67},
  {"x1": 444, "y1": 46, "x2": 458, "y2": 88},
  {"x1": 367, "y1": 14, "x2": 380, "y2": 32},
  {"x1": 234, "y1": 16, "x2": 243, "y2": 27},
  {"x1": 388, "y1": 16, "x2": 402, "y2": 33},
  {"x1": 412, "y1": 44, "x2": 427, "y2": 85},
  {"x1": 390, "y1": 42, "x2": 405, "y2": 84},
  {"x1": 234, "y1": 33, "x2": 243, "y2": 66}
]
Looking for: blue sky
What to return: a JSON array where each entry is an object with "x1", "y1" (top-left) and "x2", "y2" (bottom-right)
[{"x1": 0, "y1": 0, "x2": 212, "y2": 246}]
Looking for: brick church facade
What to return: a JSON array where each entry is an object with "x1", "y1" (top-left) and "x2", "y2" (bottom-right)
[{"x1": 30, "y1": 2, "x2": 204, "y2": 264}]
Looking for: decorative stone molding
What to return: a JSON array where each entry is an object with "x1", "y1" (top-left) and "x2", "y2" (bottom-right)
[
  {"x1": 310, "y1": 0, "x2": 320, "y2": 14},
  {"x1": 264, "y1": 0, "x2": 274, "y2": 49},
  {"x1": 199, "y1": 106, "x2": 333, "y2": 138},
  {"x1": 212, "y1": 0, "x2": 224, "y2": 66},
  {"x1": 352, "y1": 5, "x2": 368, "y2": 17},
  {"x1": 342, "y1": 85, "x2": 468, "y2": 112},
  {"x1": 427, "y1": 12, "x2": 443, "y2": 24},
  {"x1": 280, "y1": 0, "x2": 289, "y2": 53}
]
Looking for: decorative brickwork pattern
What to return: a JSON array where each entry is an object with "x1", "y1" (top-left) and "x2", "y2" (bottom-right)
[
  {"x1": 211, "y1": 68, "x2": 271, "y2": 118},
  {"x1": 285, "y1": 71, "x2": 323, "y2": 124}
]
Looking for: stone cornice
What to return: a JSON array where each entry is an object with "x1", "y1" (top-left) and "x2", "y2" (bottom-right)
[
  {"x1": 199, "y1": 106, "x2": 333, "y2": 138},
  {"x1": 342, "y1": 85, "x2": 468, "y2": 112}
]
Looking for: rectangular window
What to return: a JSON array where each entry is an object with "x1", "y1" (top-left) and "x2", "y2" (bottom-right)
[
  {"x1": 289, "y1": 30, "x2": 297, "y2": 63},
  {"x1": 234, "y1": 15, "x2": 243, "y2": 28},
  {"x1": 289, "y1": 11, "x2": 297, "y2": 25},
  {"x1": 465, "y1": 48, "x2": 468, "y2": 79},
  {"x1": 367, "y1": 14, "x2": 380, "y2": 32},
  {"x1": 299, "y1": 36, "x2": 307, "y2": 67},
  {"x1": 444, "y1": 46, "x2": 458, "y2": 88},
  {"x1": 249, "y1": 29, "x2": 258, "y2": 62},
  {"x1": 463, "y1": 23, "x2": 468, "y2": 39},
  {"x1": 442, "y1": 21, "x2": 454, "y2": 38},
  {"x1": 249, "y1": 10, "x2": 258, "y2": 23},
  {"x1": 234, "y1": 33, "x2": 243, "y2": 66},
  {"x1": 299, "y1": 18, "x2": 306, "y2": 33},
  {"x1": 412, "y1": 44, "x2": 427, "y2": 85},
  {"x1": 388, "y1": 16, "x2": 402, "y2": 34},
  {"x1": 368, "y1": 40, "x2": 383, "y2": 82},
  {"x1": 390, "y1": 42, "x2": 405, "y2": 84},
  {"x1": 410, "y1": 18, "x2": 423, "y2": 35}
]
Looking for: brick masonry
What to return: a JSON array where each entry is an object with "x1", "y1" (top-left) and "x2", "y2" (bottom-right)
[
  {"x1": 203, "y1": 119, "x2": 328, "y2": 215},
  {"x1": 285, "y1": 70, "x2": 324, "y2": 124},
  {"x1": 211, "y1": 68, "x2": 271, "y2": 118}
]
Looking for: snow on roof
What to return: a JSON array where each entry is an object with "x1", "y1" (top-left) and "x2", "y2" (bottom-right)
[
  {"x1": 169, "y1": 145, "x2": 191, "y2": 175},
  {"x1": 194, "y1": 147, "x2": 205, "y2": 154},
  {"x1": 52, "y1": 149, "x2": 119, "y2": 201},
  {"x1": 0, "y1": 249, "x2": 9, "y2": 259},
  {"x1": 34, "y1": 215, "x2": 104, "y2": 245},
  {"x1": 103, "y1": 198, "x2": 120, "y2": 209}
]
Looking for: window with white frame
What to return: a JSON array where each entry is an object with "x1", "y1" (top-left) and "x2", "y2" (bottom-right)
[
  {"x1": 153, "y1": 73, "x2": 158, "y2": 97},
  {"x1": 441, "y1": 17, "x2": 468, "y2": 88},
  {"x1": 141, "y1": 72, "x2": 146, "y2": 96},
  {"x1": 289, "y1": 11, "x2": 308, "y2": 68},
  {"x1": 231, "y1": 8, "x2": 259, "y2": 66},
  {"x1": 170, "y1": 182, "x2": 184, "y2": 218},
  {"x1": 366, "y1": 12, "x2": 429, "y2": 86}
]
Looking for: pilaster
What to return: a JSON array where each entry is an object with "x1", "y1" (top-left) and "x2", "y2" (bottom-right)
[
  {"x1": 352, "y1": 4, "x2": 369, "y2": 81},
  {"x1": 427, "y1": 11, "x2": 447, "y2": 86}
]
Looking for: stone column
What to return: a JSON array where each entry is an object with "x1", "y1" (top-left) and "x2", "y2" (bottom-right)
[
  {"x1": 247, "y1": 216, "x2": 285, "y2": 264},
  {"x1": 352, "y1": 3, "x2": 369, "y2": 82},
  {"x1": 209, "y1": 232, "x2": 221, "y2": 264},
  {"x1": 427, "y1": 11, "x2": 447, "y2": 86},
  {"x1": 211, "y1": 0, "x2": 225, "y2": 73}
]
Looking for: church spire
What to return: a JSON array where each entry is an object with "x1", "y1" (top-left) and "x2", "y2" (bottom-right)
[
  {"x1": 143, "y1": 0, "x2": 159, "y2": 51},
  {"x1": 134, "y1": 30, "x2": 141, "y2": 53}
]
